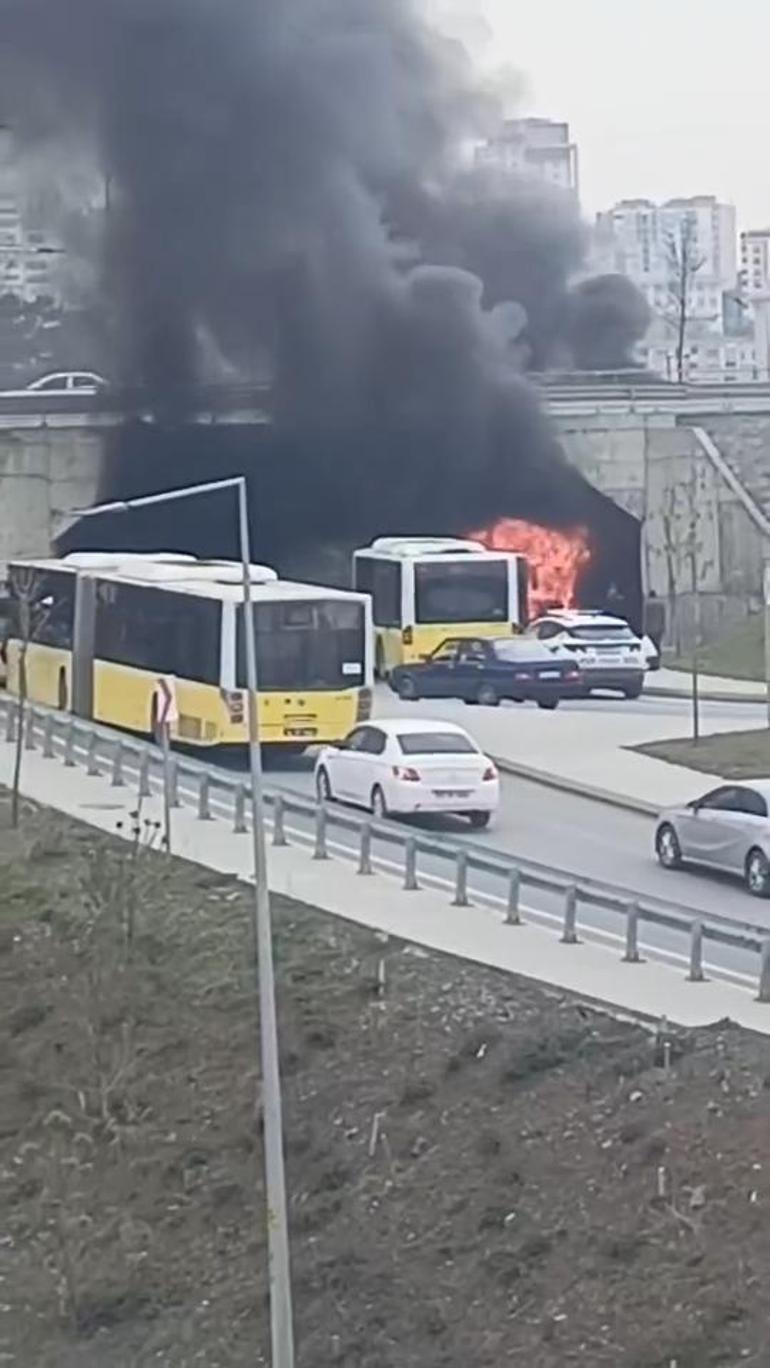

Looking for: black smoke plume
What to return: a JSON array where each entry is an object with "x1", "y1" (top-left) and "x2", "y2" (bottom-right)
[{"x1": 0, "y1": 0, "x2": 646, "y2": 616}]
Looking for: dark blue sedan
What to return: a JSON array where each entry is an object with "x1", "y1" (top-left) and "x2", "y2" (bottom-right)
[{"x1": 389, "y1": 636, "x2": 584, "y2": 709}]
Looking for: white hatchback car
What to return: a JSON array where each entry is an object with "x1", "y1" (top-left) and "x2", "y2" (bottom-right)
[
  {"x1": 527, "y1": 609, "x2": 647, "y2": 699},
  {"x1": 314, "y1": 718, "x2": 499, "y2": 829}
]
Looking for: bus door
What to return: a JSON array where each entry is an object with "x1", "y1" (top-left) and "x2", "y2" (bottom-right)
[{"x1": 71, "y1": 575, "x2": 96, "y2": 719}]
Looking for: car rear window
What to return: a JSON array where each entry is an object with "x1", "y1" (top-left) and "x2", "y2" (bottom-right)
[
  {"x1": 571, "y1": 625, "x2": 635, "y2": 642},
  {"x1": 397, "y1": 732, "x2": 477, "y2": 755}
]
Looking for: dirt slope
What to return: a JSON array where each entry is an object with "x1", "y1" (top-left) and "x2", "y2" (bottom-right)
[{"x1": 2, "y1": 790, "x2": 770, "y2": 1367}]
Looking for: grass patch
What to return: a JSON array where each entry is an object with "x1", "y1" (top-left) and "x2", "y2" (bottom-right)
[
  {"x1": 666, "y1": 613, "x2": 765, "y2": 682},
  {"x1": 633, "y1": 727, "x2": 770, "y2": 780}
]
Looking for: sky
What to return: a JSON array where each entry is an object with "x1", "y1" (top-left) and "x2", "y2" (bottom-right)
[{"x1": 440, "y1": 0, "x2": 770, "y2": 229}]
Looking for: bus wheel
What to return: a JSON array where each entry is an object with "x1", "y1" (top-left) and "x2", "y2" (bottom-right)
[{"x1": 57, "y1": 669, "x2": 67, "y2": 711}]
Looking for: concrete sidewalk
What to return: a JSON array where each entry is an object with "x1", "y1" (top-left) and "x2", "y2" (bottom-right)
[
  {"x1": 647, "y1": 667, "x2": 766, "y2": 705},
  {"x1": 5, "y1": 725, "x2": 770, "y2": 1034}
]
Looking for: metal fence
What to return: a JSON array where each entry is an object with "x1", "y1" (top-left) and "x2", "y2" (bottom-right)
[{"x1": 4, "y1": 693, "x2": 770, "y2": 1003}]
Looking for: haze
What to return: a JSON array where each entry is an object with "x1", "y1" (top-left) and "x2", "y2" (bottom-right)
[{"x1": 469, "y1": 0, "x2": 770, "y2": 226}]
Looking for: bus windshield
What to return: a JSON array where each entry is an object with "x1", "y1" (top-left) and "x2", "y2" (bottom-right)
[
  {"x1": 414, "y1": 560, "x2": 508, "y2": 624},
  {"x1": 237, "y1": 599, "x2": 366, "y2": 690}
]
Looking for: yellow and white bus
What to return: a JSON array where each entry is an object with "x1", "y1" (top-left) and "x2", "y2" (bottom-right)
[
  {"x1": 5, "y1": 553, "x2": 373, "y2": 748},
  {"x1": 352, "y1": 537, "x2": 529, "y2": 676}
]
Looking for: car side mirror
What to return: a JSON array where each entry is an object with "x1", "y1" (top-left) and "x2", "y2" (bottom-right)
[{"x1": 688, "y1": 799, "x2": 702, "y2": 812}]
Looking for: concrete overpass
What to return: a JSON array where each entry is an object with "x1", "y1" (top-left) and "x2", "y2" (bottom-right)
[{"x1": 2, "y1": 378, "x2": 770, "y2": 651}]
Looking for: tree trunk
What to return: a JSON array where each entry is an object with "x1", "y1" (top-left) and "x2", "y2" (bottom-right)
[{"x1": 11, "y1": 645, "x2": 27, "y2": 828}]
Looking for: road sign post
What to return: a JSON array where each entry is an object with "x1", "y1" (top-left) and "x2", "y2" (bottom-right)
[{"x1": 156, "y1": 678, "x2": 178, "y2": 854}]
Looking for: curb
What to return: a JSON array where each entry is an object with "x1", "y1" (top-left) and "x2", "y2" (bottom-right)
[
  {"x1": 490, "y1": 753, "x2": 660, "y2": 818},
  {"x1": 646, "y1": 685, "x2": 765, "y2": 706}
]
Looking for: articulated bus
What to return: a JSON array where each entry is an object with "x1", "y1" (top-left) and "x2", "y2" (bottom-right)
[
  {"x1": 4, "y1": 553, "x2": 373, "y2": 748},
  {"x1": 352, "y1": 537, "x2": 529, "y2": 676}
]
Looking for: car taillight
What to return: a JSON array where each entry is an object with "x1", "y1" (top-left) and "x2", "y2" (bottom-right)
[
  {"x1": 482, "y1": 765, "x2": 497, "y2": 782},
  {"x1": 514, "y1": 671, "x2": 532, "y2": 680},
  {"x1": 565, "y1": 668, "x2": 580, "y2": 680},
  {"x1": 356, "y1": 687, "x2": 372, "y2": 721},
  {"x1": 393, "y1": 765, "x2": 421, "y2": 781}
]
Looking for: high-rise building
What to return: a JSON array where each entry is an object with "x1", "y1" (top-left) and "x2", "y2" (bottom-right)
[
  {"x1": 740, "y1": 228, "x2": 770, "y2": 299},
  {"x1": 474, "y1": 118, "x2": 579, "y2": 198},
  {"x1": 594, "y1": 195, "x2": 737, "y2": 332},
  {"x1": 0, "y1": 128, "x2": 63, "y2": 303}
]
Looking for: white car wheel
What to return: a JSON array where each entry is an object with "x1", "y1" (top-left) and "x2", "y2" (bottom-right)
[{"x1": 316, "y1": 767, "x2": 333, "y2": 803}]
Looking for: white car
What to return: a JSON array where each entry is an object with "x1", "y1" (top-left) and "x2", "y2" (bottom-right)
[
  {"x1": 314, "y1": 718, "x2": 499, "y2": 829},
  {"x1": 526, "y1": 609, "x2": 647, "y2": 699},
  {"x1": 25, "y1": 370, "x2": 107, "y2": 396},
  {"x1": 0, "y1": 371, "x2": 109, "y2": 400}
]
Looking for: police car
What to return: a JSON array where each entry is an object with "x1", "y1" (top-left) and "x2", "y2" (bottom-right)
[{"x1": 525, "y1": 609, "x2": 649, "y2": 699}]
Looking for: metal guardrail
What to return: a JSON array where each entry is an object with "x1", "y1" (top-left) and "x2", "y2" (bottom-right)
[{"x1": 4, "y1": 692, "x2": 770, "y2": 1003}]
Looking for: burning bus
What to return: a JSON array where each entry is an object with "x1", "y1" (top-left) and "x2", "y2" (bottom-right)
[{"x1": 352, "y1": 537, "x2": 528, "y2": 677}]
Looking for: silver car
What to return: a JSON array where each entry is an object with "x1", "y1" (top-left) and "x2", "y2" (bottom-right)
[{"x1": 655, "y1": 781, "x2": 770, "y2": 896}]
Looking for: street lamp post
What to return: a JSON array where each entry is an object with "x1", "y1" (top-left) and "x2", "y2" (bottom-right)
[{"x1": 70, "y1": 477, "x2": 295, "y2": 1368}]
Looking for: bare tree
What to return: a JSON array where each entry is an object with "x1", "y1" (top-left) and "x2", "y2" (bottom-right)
[
  {"x1": 8, "y1": 566, "x2": 50, "y2": 827},
  {"x1": 665, "y1": 217, "x2": 706, "y2": 383},
  {"x1": 657, "y1": 457, "x2": 713, "y2": 741}
]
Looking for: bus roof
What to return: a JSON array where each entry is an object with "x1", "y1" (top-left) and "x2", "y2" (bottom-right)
[
  {"x1": 356, "y1": 536, "x2": 508, "y2": 559},
  {"x1": 10, "y1": 555, "x2": 369, "y2": 607}
]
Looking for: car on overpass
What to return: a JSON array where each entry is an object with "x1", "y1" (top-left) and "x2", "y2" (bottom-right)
[
  {"x1": 656, "y1": 782, "x2": 770, "y2": 897},
  {"x1": 314, "y1": 717, "x2": 499, "y2": 828},
  {"x1": 0, "y1": 370, "x2": 108, "y2": 399},
  {"x1": 388, "y1": 634, "x2": 583, "y2": 708},
  {"x1": 525, "y1": 609, "x2": 647, "y2": 699}
]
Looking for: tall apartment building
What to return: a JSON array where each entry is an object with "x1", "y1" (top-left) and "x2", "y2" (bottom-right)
[
  {"x1": 474, "y1": 118, "x2": 579, "y2": 198},
  {"x1": 740, "y1": 228, "x2": 770, "y2": 298},
  {"x1": 0, "y1": 127, "x2": 63, "y2": 303},
  {"x1": 594, "y1": 195, "x2": 737, "y2": 332}
]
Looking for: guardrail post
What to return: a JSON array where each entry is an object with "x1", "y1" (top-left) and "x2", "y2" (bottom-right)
[
  {"x1": 688, "y1": 920, "x2": 705, "y2": 982},
  {"x1": 5, "y1": 702, "x2": 16, "y2": 743},
  {"x1": 24, "y1": 707, "x2": 36, "y2": 751},
  {"x1": 138, "y1": 751, "x2": 152, "y2": 799},
  {"x1": 757, "y1": 938, "x2": 770, "y2": 1003},
  {"x1": 63, "y1": 718, "x2": 76, "y2": 768},
  {"x1": 358, "y1": 821, "x2": 373, "y2": 875},
  {"x1": 197, "y1": 772, "x2": 212, "y2": 820},
  {"x1": 42, "y1": 713, "x2": 55, "y2": 759},
  {"x1": 86, "y1": 731, "x2": 100, "y2": 776},
  {"x1": 403, "y1": 836, "x2": 418, "y2": 891},
  {"x1": 234, "y1": 783, "x2": 247, "y2": 834},
  {"x1": 561, "y1": 885, "x2": 579, "y2": 944},
  {"x1": 111, "y1": 741, "x2": 125, "y2": 788},
  {"x1": 505, "y1": 868, "x2": 521, "y2": 925},
  {"x1": 272, "y1": 794, "x2": 288, "y2": 847},
  {"x1": 452, "y1": 849, "x2": 470, "y2": 907},
  {"x1": 623, "y1": 901, "x2": 641, "y2": 963},
  {"x1": 313, "y1": 804, "x2": 328, "y2": 860}
]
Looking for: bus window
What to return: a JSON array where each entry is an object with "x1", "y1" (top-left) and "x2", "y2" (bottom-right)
[
  {"x1": 371, "y1": 562, "x2": 401, "y2": 627},
  {"x1": 237, "y1": 599, "x2": 366, "y2": 691},
  {"x1": 9, "y1": 567, "x2": 75, "y2": 649},
  {"x1": 414, "y1": 560, "x2": 508, "y2": 624},
  {"x1": 94, "y1": 582, "x2": 221, "y2": 683}
]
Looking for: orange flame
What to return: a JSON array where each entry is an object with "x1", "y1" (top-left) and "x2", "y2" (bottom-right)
[{"x1": 472, "y1": 519, "x2": 591, "y2": 618}]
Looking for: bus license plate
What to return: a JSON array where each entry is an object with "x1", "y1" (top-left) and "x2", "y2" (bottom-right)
[{"x1": 285, "y1": 727, "x2": 317, "y2": 738}]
